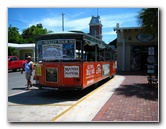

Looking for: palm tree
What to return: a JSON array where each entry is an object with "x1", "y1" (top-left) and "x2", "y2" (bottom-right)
[{"x1": 137, "y1": 8, "x2": 158, "y2": 35}]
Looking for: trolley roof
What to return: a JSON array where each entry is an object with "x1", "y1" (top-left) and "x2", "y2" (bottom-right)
[{"x1": 36, "y1": 31, "x2": 111, "y2": 49}]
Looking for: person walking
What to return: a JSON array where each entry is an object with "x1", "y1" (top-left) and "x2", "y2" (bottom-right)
[{"x1": 21, "y1": 56, "x2": 34, "y2": 90}]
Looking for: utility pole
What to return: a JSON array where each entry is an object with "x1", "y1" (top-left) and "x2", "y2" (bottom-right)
[{"x1": 62, "y1": 12, "x2": 65, "y2": 31}]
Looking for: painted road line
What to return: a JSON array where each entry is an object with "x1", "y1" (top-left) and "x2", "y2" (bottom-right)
[
  {"x1": 50, "y1": 76, "x2": 117, "y2": 122},
  {"x1": 8, "y1": 103, "x2": 73, "y2": 106}
]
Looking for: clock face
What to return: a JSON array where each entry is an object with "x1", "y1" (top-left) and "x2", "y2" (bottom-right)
[{"x1": 136, "y1": 33, "x2": 154, "y2": 42}]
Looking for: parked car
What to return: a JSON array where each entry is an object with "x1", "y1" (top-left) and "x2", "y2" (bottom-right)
[{"x1": 8, "y1": 56, "x2": 27, "y2": 72}]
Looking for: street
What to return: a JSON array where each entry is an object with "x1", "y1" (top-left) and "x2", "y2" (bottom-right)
[
  {"x1": 8, "y1": 70, "x2": 112, "y2": 122},
  {"x1": 8, "y1": 70, "x2": 35, "y2": 96}
]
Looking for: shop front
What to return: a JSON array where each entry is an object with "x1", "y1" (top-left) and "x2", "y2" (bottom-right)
[{"x1": 114, "y1": 24, "x2": 158, "y2": 72}]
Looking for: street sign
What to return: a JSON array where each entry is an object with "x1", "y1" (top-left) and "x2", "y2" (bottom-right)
[
  {"x1": 148, "y1": 47, "x2": 154, "y2": 55},
  {"x1": 147, "y1": 69, "x2": 155, "y2": 73},
  {"x1": 147, "y1": 56, "x2": 155, "y2": 64},
  {"x1": 147, "y1": 65, "x2": 155, "y2": 69}
]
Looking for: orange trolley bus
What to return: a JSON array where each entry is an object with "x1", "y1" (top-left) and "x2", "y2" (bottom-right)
[{"x1": 33, "y1": 31, "x2": 116, "y2": 90}]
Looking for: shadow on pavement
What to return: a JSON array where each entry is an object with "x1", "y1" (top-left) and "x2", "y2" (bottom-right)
[
  {"x1": 8, "y1": 89, "x2": 85, "y2": 105},
  {"x1": 8, "y1": 80, "x2": 105, "y2": 105},
  {"x1": 8, "y1": 77, "x2": 114, "y2": 105},
  {"x1": 12, "y1": 88, "x2": 27, "y2": 90},
  {"x1": 115, "y1": 83, "x2": 158, "y2": 101}
]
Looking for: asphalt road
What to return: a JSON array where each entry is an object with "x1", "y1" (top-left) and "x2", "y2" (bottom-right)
[{"x1": 8, "y1": 70, "x2": 35, "y2": 96}]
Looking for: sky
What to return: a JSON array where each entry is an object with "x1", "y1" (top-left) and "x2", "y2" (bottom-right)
[{"x1": 8, "y1": 8, "x2": 142, "y2": 44}]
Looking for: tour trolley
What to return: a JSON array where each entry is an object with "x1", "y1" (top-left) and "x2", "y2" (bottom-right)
[{"x1": 33, "y1": 31, "x2": 116, "y2": 90}]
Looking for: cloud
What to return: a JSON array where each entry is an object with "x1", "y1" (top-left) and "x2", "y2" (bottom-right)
[
  {"x1": 27, "y1": 11, "x2": 138, "y2": 33},
  {"x1": 65, "y1": 17, "x2": 90, "y2": 31},
  {"x1": 102, "y1": 30, "x2": 116, "y2": 35},
  {"x1": 28, "y1": 17, "x2": 61, "y2": 30},
  {"x1": 26, "y1": 10, "x2": 138, "y2": 42},
  {"x1": 68, "y1": 11, "x2": 85, "y2": 19},
  {"x1": 101, "y1": 12, "x2": 138, "y2": 28},
  {"x1": 28, "y1": 15, "x2": 91, "y2": 32}
]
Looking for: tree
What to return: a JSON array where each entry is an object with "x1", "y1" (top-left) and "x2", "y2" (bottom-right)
[
  {"x1": 8, "y1": 46, "x2": 18, "y2": 56},
  {"x1": 21, "y1": 23, "x2": 49, "y2": 43},
  {"x1": 137, "y1": 8, "x2": 158, "y2": 34},
  {"x1": 8, "y1": 25, "x2": 21, "y2": 43},
  {"x1": 8, "y1": 23, "x2": 54, "y2": 43}
]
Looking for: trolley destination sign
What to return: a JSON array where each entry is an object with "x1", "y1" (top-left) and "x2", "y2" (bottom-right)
[
  {"x1": 40, "y1": 39, "x2": 76, "y2": 44},
  {"x1": 37, "y1": 39, "x2": 76, "y2": 60}
]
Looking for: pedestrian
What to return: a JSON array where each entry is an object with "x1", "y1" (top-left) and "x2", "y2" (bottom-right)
[{"x1": 21, "y1": 56, "x2": 34, "y2": 90}]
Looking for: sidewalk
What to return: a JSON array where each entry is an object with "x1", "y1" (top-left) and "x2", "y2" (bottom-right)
[{"x1": 92, "y1": 71, "x2": 159, "y2": 122}]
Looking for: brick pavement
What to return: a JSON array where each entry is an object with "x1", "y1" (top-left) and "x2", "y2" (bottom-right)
[{"x1": 92, "y1": 72, "x2": 159, "y2": 122}]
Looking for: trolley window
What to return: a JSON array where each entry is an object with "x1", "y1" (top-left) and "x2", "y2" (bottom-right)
[{"x1": 35, "y1": 32, "x2": 114, "y2": 62}]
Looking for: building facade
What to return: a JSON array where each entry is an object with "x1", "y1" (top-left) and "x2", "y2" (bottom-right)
[
  {"x1": 114, "y1": 24, "x2": 158, "y2": 72},
  {"x1": 8, "y1": 43, "x2": 35, "y2": 61}
]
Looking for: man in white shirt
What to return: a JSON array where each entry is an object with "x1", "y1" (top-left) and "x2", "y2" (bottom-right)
[{"x1": 21, "y1": 56, "x2": 34, "y2": 90}]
